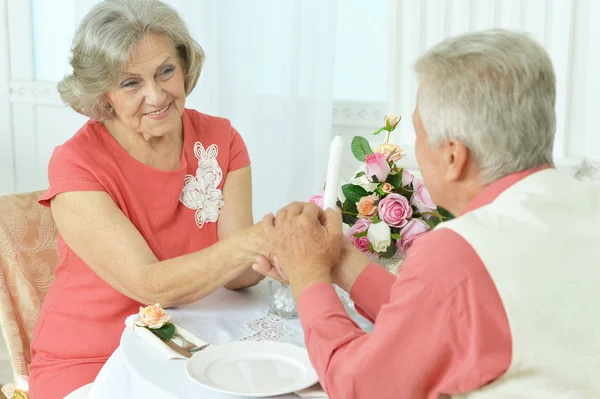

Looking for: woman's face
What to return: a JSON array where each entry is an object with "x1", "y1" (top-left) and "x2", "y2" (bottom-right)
[{"x1": 104, "y1": 33, "x2": 186, "y2": 139}]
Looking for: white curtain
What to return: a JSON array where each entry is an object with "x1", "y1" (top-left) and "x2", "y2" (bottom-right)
[{"x1": 173, "y1": 0, "x2": 338, "y2": 219}]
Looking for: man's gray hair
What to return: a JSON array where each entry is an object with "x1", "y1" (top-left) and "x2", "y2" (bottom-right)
[
  {"x1": 58, "y1": 0, "x2": 205, "y2": 120},
  {"x1": 414, "y1": 29, "x2": 556, "y2": 183}
]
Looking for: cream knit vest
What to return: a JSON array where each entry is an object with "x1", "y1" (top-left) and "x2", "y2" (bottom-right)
[{"x1": 439, "y1": 169, "x2": 600, "y2": 398}]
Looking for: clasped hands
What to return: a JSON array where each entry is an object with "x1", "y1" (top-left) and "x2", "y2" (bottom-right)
[{"x1": 251, "y1": 202, "x2": 368, "y2": 299}]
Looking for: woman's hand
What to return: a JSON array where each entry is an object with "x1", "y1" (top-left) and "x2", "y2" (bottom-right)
[{"x1": 252, "y1": 255, "x2": 288, "y2": 282}]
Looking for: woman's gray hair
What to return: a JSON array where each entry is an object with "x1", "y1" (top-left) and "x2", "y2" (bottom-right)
[
  {"x1": 414, "y1": 29, "x2": 556, "y2": 183},
  {"x1": 58, "y1": 0, "x2": 205, "y2": 120}
]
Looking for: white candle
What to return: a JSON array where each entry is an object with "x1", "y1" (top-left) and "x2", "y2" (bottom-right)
[{"x1": 323, "y1": 135, "x2": 344, "y2": 210}]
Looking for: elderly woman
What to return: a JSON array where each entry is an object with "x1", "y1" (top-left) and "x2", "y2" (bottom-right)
[{"x1": 29, "y1": 1, "x2": 269, "y2": 397}]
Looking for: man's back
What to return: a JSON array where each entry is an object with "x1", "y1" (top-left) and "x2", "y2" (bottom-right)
[{"x1": 441, "y1": 168, "x2": 600, "y2": 398}]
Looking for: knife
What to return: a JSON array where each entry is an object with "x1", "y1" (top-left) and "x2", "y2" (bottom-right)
[{"x1": 163, "y1": 339, "x2": 192, "y2": 358}]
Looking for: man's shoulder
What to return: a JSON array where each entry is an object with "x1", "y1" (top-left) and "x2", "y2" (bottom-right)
[{"x1": 402, "y1": 227, "x2": 487, "y2": 284}]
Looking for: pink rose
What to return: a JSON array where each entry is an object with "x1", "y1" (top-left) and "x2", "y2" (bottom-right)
[
  {"x1": 410, "y1": 178, "x2": 436, "y2": 219},
  {"x1": 378, "y1": 193, "x2": 413, "y2": 228},
  {"x1": 135, "y1": 304, "x2": 171, "y2": 329},
  {"x1": 346, "y1": 218, "x2": 372, "y2": 255},
  {"x1": 365, "y1": 152, "x2": 391, "y2": 182},
  {"x1": 401, "y1": 169, "x2": 414, "y2": 186},
  {"x1": 397, "y1": 219, "x2": 430, "y2": 253},
  {"x1": 308, "y1": 189, "x2": 325, "y2": 209},
  {"x1": 380, "y1": 182, "x2": 393, "y2": 194},
  {"x1": 357, "y1": 194, "x2": 378, "y2": 218}
]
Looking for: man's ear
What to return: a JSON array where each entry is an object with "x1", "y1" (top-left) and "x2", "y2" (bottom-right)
[{"x1": 444, "y1": 139, "x2": 470, "y2": 182}]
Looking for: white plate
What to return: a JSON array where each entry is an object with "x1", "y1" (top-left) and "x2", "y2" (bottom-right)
[{"x1": 185, "y1": 341, "x2": 319, "y2": 397}]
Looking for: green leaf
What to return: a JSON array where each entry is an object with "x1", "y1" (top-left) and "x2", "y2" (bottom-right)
[
  {"x1": 342, "y1": 213, "x2": 358, "y2": 225},
  {"x1": 372, "y1": 127, "x2": 386, "y2": 136},
  {"x1": 354, "y1": 231, "x2": 368, "y2": 238},
  {"x1": 426, "y1": 216, "x2": 442, "y2": 230},
  {"x1": 387, "y1": 172, "x2": 403, "y2": 188},
  {"x1": 341, "y1": 184, "x2": 368, "y2": 205},
  {"x1": 370, "y1": 175, "x2": 379, "y2": 183},
  {"x1": 342, "y1": 199, "x2": 358, "y2": 214},
  {"x1": 379, "y1": 242, "x2": 397, "y2": 259},
  {"x1": 391, "y1": 233, "x2": 401, "y2": 240},
  {"x1": 372, "y1": 213, "x2": 381, "y2": 224},
  {"x1": 354, "y1": 171, "x2": 366, "y2": 179},
  {"x1": 152, "y1": 322, "x2": 175, "y2": 340},
  {"x1": 437, "y1": 206, "x2": 455, "y2": 220},
  {"x1": 368, "y1": 243, "x2": 375, "y2": 254},
  {"x1": 351, "y1": 136, "x2": 373, "y2": 162},
  {"x1": 394, "y1": 185, "x2": 413, "y2": 200}
]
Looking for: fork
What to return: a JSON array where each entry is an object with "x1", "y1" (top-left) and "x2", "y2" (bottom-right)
[{"x1": 173, "y1": 331, "x2": 210, "y2": 352}]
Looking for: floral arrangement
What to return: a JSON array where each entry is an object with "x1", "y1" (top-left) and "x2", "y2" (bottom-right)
[
  {"x1": 133, "y1": 303, "x2": 176, "y2": 340},
  {"x1": 311, "y1": 115, "x2": 454, "y2": 259}
]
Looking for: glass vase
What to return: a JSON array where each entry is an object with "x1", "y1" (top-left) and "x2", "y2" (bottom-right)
[
  {"x1": 268, "y1": 280, "x2": 298, "y2": 319},
  {"x1": 268, "y1": 280, "x2": 356, "y2": 319},
  {"x1": 372, "y1": 252, "x2": 405, "y2": 274}
]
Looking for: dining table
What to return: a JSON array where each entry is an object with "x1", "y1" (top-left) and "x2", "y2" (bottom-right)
[{"x1": 86, "y1": 279, "x2": 373, "y2": 399}]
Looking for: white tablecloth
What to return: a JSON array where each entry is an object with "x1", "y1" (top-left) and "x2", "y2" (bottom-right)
[{"x1": 87, "y1": 280, "x2": 372, "y2": 399}]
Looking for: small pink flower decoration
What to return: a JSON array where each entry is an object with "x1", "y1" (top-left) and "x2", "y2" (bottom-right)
[
  {"x1": 397, "y1": 219, "x2": 430, "y2": 253},
  {"x1": 411, "y1": 178, "x2": 437, "y2": 219},
  {"x1": 378, "y1": 193, "x2": 413, "y2": 228},
  {"x1": 380, "y1": 182, "x2": 393, "y2": 194},
  {"x1": 346, "y1": 218, "x2": 372, "y2": 255},
  {"x1": 308, "y1": 189, "x2": 325, "y2": 209},
  {"x1": 135, "y1": 304, "x2": 171, "y2": 329},
  {"x1": 365, "y1": 152, "x2": 391, "y2": 182}
]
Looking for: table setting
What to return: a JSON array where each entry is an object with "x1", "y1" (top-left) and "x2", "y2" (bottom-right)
[{"x1": 86, "y1": 278, "x2": 373, "y2": 399}]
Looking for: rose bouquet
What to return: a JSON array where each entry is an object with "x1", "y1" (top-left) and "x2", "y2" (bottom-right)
[{"x1": 311, "y1": 115, "x2": 454, "y2": 260}]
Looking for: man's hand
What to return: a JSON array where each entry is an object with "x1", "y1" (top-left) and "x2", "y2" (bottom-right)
[
  {"x1": 261, "y1": 202, "x2": 342, "y2": 298},
  {"x1": 253, "y1": 227, "x2": 371, "y2": 294}
]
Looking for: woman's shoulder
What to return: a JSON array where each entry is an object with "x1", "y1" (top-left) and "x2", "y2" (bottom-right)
[
  {"x1": 49, "y1": 119, "x2": 113, "y2": 169},
  {"x1": 183, "y1": 108, "x2": 231, "y2": 126},
  {"x1": 182, "y1": 108, "x2": 250, "y2": 172},
  {"x1": 183, "y1": 109, "x2": 235, "y2": 141},
  {"x1": 60, "y1": 119, "x2": 108, "y2": 154}
]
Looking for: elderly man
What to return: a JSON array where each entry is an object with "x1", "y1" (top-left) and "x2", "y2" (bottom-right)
[{"x1": 255, "y1": 29, "x2": 600, "y2": 398}]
